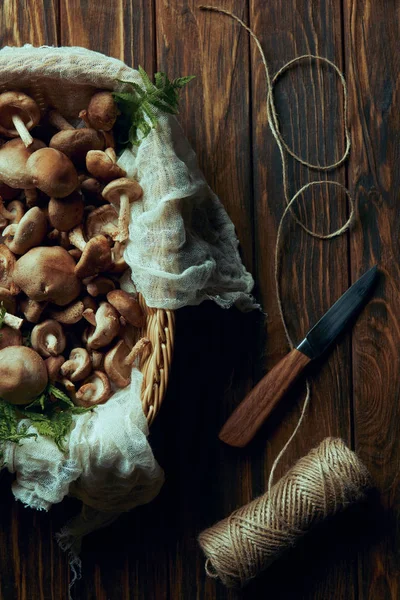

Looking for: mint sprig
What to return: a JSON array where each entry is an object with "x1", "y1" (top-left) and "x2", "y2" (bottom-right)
[{"x1": 113, "y1": 66, "x2": 195, "y2": 148}]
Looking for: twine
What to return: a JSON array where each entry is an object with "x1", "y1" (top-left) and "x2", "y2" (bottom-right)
[
  {"x1": 198, "y1": 437, "x2": 371, "y2": 587},
  {"x1": 199, "y1": 6, "x2": 355, "y2": 497}
]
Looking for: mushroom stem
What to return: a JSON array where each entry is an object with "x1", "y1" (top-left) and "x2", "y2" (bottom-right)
[
  {"x1": 123, "y1": 338, "x2": 150, "y2": 366},
  {"x1": 0, "y1": 198, "x2": 16, "y2": 221},
  {"x1": 104, "y1": 147, "x2": 117, "y2": 162},
  {"x1": 45, "y1": 333, "x2": 59, "y2": 355},
  {"x1": 49, "y1": 110, "x2": 75, "y2": 131},
  {"x1": 12, "y1": 114, "x2": 34, "y2": 147},
  {"x1": 3, "y1": 312, "x2": 23, "y2": 330},
  {"x1": 69, "y1": 226, "x2": 86, "y2": 251},
  {"x1": 117, "y1": 192, "x2": 131, "y2": 242},
  {"x1": 82, "y1": 308, "x2": 97, "y2": 326},
  {"x1": 24, "y1": 188, "x2": 37, "y2": 207},
  {"x1": 2, "y1": 223, "x2": 17, "y2": 239}
]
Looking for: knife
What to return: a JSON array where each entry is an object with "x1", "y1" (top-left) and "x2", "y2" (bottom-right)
[{"x1": 219, "y1": 265, "x2": 378, "y2": 448}]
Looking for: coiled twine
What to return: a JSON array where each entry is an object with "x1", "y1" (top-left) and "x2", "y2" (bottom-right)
[{"x1": 198, "y1": 438, "x2": 371, "y2": 588}]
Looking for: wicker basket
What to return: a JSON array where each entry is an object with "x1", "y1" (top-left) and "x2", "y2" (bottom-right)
[{"x1": 139, "y1": 295, "x2": 175, "y2": 425}]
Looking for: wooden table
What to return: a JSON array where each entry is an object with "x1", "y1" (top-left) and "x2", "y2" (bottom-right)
[{"x1": 0, "y1": 1, "x2": 398, "y2": 598}]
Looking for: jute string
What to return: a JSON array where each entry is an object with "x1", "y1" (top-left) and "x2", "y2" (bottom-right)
[
  {"x1": 199, "y1": 5, "x2": 354, "y2": 496},
  {"x1": 197, "y1": 7, "x2": 362, "y2": 585},
  {"x1": 198, "y1": 438, "x2": 371, "y2": 587}
]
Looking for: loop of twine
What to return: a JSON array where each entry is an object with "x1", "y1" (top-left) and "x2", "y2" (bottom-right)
[{"x1": 199, "y1": 5, "x2": 354, "y2": 499}]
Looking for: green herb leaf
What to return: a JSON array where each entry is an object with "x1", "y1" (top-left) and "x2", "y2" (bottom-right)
[{"x1": 113, "y1": 68, "x2": 195, "y2": 150}]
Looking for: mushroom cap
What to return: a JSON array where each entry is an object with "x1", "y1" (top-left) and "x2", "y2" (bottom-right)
[
  {"x1": 19, "y1": 297, "x2": 47, "y2": 323},
  {"x1": 0, "y1": 244, "x2": 17, "y2": 292},
  {"x1": 48, "y1": 191, "x2": 84, "y2": 232},
  {"x1": 0, "y1": 138, "x2": 45, "y2": 189},
  {"x1": 106, "y1": 289, "x2": 145, "y2": 328},
  {"x1": 0, "y1": 346, "x2": 48, "y2": 405},
  {"x1": 109, "y1": 241, "x2": 128, "y2": 274},
  {"x1": 0, "y1": 286, "x2": 16, "y2": 314},
  {"x1": 0, "y1": 92, "x2": 40, "y2": 137},
  {"x1": 87, "y1": 92, "x2": 118, "y2": 131},
  {"x1": 104, "y1": 339, "x2": 132, "y2": 388},
  {"x1": 75, "y1": 235, "x2": 113, "y2": 280},
  {"x1": 13, "y1": 246, "x2": 81, "y2": 306},
  {"x1": 60, "y1": 348, "x2": 92, "y2": 383},
  {"x1": 86, "y1": 150, "x2": 126, "y2": 183},
  {"x1": 102, "y1": 177, "x2": 143, "y2": 206},
  {"x1": 86, "y1": 276, "x2": 115, "y2": 297},
  {"x1": 31, "y1": 319, "x2": 66, "y2": 358},
  {"x1": 3, "y1": 206, "x2": 48, "y2": 255},
  {"x1": 0, "y1": 326, "x2": 22, "y2": 350},
  {"x1": 85, "y1": 204, "x2": 119, "y2": 240},
  {"x1": 49, "y1": 299, "x2": 85, "y2": 325},
  {"x1": 26, "y1": 147, "x2": 79, "y2": 198},
  {"x1": 86, "y1": 301, "x2": 120, "y2": 350},
  {"x1": 80, "y1": 177, "x2": 104, "y2": 202},
  {"x1": 74, "y1": 370, "x2": 111, "y2": 407},
  {"x1": 45, "y1": 355, "x2": 65, "y2": 382},
  {"x1": 49, "y1": 128, "x2": 105, "y2": 167}
]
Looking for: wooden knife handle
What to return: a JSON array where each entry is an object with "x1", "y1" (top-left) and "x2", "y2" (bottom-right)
[{"x1": 219, "y1": 349, "x2": 311, "y2": 448}]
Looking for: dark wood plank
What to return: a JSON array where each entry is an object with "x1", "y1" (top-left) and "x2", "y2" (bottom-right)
[
  {"x1": 248, "y1": 0, "x2": 356, "y2": 598},
  {"x1": 60, "y1": 0, "x2": 155, "y2": 74},
  {"x1": 0, "y1": 7, "x2": 65, "y2": 600},
  {"x1": 344, "y1": 0, "x2": 400, "y2": 597},
  {"x1": 0, "y1": 0, "x2": 58, "y2": 47},
  {"x1": 154, "y1": 2, "x2": 257, "y2": 599}
]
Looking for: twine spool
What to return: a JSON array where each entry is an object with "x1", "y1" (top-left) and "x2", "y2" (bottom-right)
[{"x1": 198, "y1": 438, "x2": 371, "y2": 588}]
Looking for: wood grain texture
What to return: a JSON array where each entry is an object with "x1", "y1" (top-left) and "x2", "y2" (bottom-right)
[
  {"x1": 219, "y1": 348, "x2": 311, "y2": 447},
  {"x1": 248, "y1": 0, "x2": 356, "y2": 598},
  {"x1": 0, "y1": 1, "x2": 398, "y2": 599},
  {"x1": 344, "y1": 1, "x2": 400, "y2": 598}
]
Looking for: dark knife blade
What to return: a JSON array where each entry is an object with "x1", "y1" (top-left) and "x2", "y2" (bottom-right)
[{"x1": 297, "y1": 265, "x2": 378, "y2": 360}]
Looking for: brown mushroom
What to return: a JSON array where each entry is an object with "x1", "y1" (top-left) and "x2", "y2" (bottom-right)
[
  {"x1": 85, "y1": 204, "x2": 119, "y2": 240},
  {"x1": 0, "y1": 325, "x2": 22, "y2": 350},
  {"x1": 26, "y1": 148, "x2": 79, "y2": 198},
  {"x1": 69, "y1": 226, "x2": 112, "y2": 279},
  {"x1": 86, "y1": 148, "x2": 126, "y2": 183},
  {"x1": 49, "y1": 299, "x2": 85, "y2": 325},
  {"x1": 106, "y1": 289, "x2": 145, "y2": 328},
  {"x1": 31, "y1": 319, "x2": 66, "y2": 357},
  {"x1": 48, "y1": 191, "x2": 84, "y2": 231},
  {"x1": 0, "y1": 287, "x2": 16, "y2": 314},
  {"x1": 0, "y1": 138, "x2": 45, "y2": 192},
  {"x1": 68, "y1": 247, "x2": 82, "y2": 261},
  {"x1": 0, "y1": 199, "x2": 25, "y2": 229},
  {"x1": 50, "y1": 129, "x2": 105, "y2": 168},
  {"x1": 90, "y1": 350, "x2": 104, "y2": 371},
  {"x1": 74, "y1": 370, "x2": 111, "y2": 407},
  {"x1": 80, "y1": 176, "x2": 104, "y2": 203},
  {"x1": 85, "y1": 301, "x2": 120, "y2": 350},
  {"x1": 0, "y1": 245, "x2": 18, "y2": 293},
  {"x1": 60, "y1": 348, "x2": 92, "y2": 383},
  {"x1": 102, "y1": 178, "x2": 143, "y2": 243},
  {"x1": 19, "y1": 297, "x2": 48, "y2": 323},
  {"x1": 80, "y1": 92, "x2": 118, "y2": 132},
  {"x1": 13, "y1": 246, "x2": 81, "y2": 306},
  {"x1": 86, "y1": 276, "x2": 115, "y2": 297},
  {"x1": 45, "y1": 355, "x2": 66, "y2": 382},
  {"x1": 2, "y1": 206, "x2": 48, "y2": 255},
  {"x1": 0, "y1": 92, "x2": 40, "y2": 147},
  {"x1": 104, "y1": 338, "x2": 150, "y2": 388},
  {"x1": 0, "y1": 346, "x2": 48, "y2": 404}
]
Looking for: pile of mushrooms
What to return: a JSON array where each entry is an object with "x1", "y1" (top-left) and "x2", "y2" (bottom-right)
[{"x1": 0, "y1": 89, "x2": 150, "y2": 408}]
